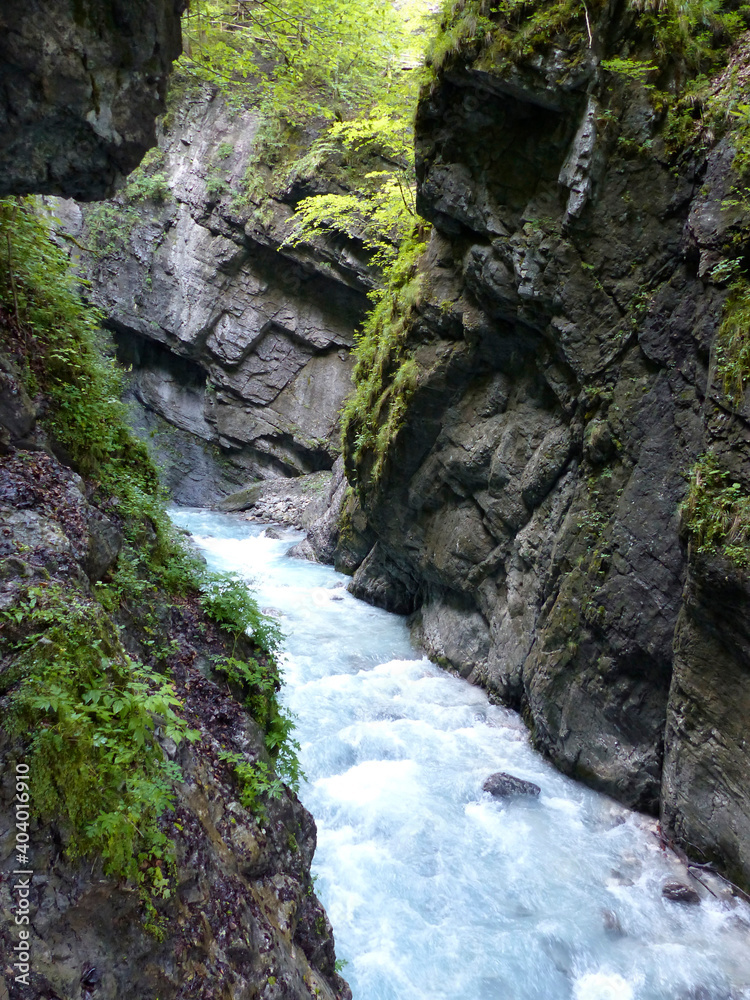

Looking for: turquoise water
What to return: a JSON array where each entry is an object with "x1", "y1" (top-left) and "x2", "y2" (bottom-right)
[{"x1": 171, "y1": 508, "x2": 750, "y2": 1000}]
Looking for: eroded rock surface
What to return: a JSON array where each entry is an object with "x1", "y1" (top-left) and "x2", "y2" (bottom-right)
[
  {"x1": 66, "y1": 87, "x2": 373, "y2": 502},
  {"x1": 340, "y1": 20, "x2": 750, "y2": 885},
  {"x1": 0, "y1": 356, "x2": 350, "y2": 1000},
  {"x1": 0, "y1": 0, "x2": 183, "y2": 200},
  {"x1": 483, "y1": 772, "x2": 541, "y2": 798}
]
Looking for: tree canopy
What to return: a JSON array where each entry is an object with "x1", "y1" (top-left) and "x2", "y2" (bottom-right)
[{"x1": 176, "y1": 0, "x2": 434, "y2": 261}]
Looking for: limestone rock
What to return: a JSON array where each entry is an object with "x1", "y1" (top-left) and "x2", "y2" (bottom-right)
[
  {"x1": 220, "y1": 471, "x2": 333, "y2": 529},
  {"x1": 67, "y1": 88, "x2": 372, "y2": 502},
  {"x1": 0, "y1": 0, "x2": 183, "y2": 200}
]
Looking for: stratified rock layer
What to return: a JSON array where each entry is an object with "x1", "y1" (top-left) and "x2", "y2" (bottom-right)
[
  {"x1": 68, "y1": 87, "x2": 372, "y2": 502},
  {"x1": 342, "y1": 20, "x2": 750, "y2": 886},
  {"x1": 0, "y1": 0, "x2": 183, "y2": 200}
]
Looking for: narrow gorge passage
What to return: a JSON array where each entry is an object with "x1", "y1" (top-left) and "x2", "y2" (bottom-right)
[{"x1": 171, "y1": 509, "x2": 750, "y2": 1000}]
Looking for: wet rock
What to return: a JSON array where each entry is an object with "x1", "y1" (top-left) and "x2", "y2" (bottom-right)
[
  {"x1": 483, "y1": 772, "x2": 541, "y2": 798},
  {"x1": 662, "y1": 880, "x2": 701, "y2": 905},
  {"x1": 342, "y1": 0, "x2": 750, "y2": 890},
  {"x1": 347, "y1": 543, "x2": 419, "y2": 615},
  {"x1": 68, "y1": 88, "x2": 372, "y2": 497},
  {"x1": 85, "y1": 511, "x2": 123, "y2": 582},
  {"x1": 601, "y1": 909, "x2": 624, "y2": 935},
  {"x1": 0, "y1": 353, "x2": 38, "y2": 451},
  {"x1": 291, "y1": 457, "x2": 375, "y2": 574}
]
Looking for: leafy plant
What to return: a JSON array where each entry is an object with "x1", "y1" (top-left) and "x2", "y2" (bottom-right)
[
  {"x1": 123, "y1": 148, "x2": 171, "y2": 203},
  {"x1": 715, "y1": 281, "x2": 750, "y2": 404},
  {"x1": 215, "y1": 653, "x2": 302, "y2": 789},
  {"x1": 200, "y1": 572, "x2": 283, "y2": 653},
  {"x1": 218, "y1": 749, "x2": 285, "y2": 815},
  {"x1": 1, "y1": 585, "x2": 199, "y2": 928}
]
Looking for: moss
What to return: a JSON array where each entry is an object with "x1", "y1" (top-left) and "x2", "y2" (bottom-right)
[
  {"x1": 341, "y1": 229, "x2": 428, "y2": 486},
  {"x1": 680, "y1": 454, "x2": 750, "y2": 566},
  {"x1": 715, "y1": 280, "x2": 750, "y2": 403}
]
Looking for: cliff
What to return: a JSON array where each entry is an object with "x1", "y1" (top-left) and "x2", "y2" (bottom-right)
[
  {"x1": 65, "y1": 83, "x2": 375, "y2": 504},
  {"x1": 0, "y1": 0, "x2": 183, "y2": 200},
  {"x1": 334, "y1": 3, "x2": 750, "y2": 889},
  {"x1": 0, "y1": 1, "x2": 351, "y2": 992},
  {"x1": 0, "y1": 211, "x2": 350, "y2": 1000}
]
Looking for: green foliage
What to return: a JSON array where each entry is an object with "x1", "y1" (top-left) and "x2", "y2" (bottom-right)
[
  {"x1": 180, "y1": 0, "x2": 422, "y2": 122},
  {"x1": 282, "y1": 115, "x2": 418, "y2": 267},
  {"x1": 199, "y1": 573, "x2": 301, "y2": 788},
  {"x1": 0, "y1": 197, "x2": 205, "y2": 596},
  {"x1": 425, "y1": 0, "x2": 498, "y2": 73},
  {"x1": 681, "y1": 454, "x2": 750, "y2": 566},
  {"x1": 0, "y1": 197, "x2": 302, "y2": 926},
  {"x1": 218, "y1": 750, "x2": 284, "y2": 816},
  {"x1": 1, "y1": 585, "x2": 198, "y2": 927},
  {"x1": 84, "y1": 201, "x2": 141, "y2": 257},
  {"x1": 214, "y1": 655, "x2": 301, "y2": 790},
  {"x1": 342, "y1": 230, "x2": 428, "y2": 483},
  {"x1": 216, "y1": 141, "x2": 234, "y2": 160},
  {"x1": 426, "y1": 0, "x2": 748, "y2": 92},
  {"x1": 123, "y1": 149, "x2": 171, "y2": 203},
  {"x1": 601, "y1": 57, "x2": 658, "y2": 86},
  {"x1": 200, "y1": 572, "x2": 283, "y2": 653},
  {"x1": 200, "y1": 573, "x2": 301, "y2": 788},
  {"x1": 179, "y1": 0, "x2": 430, "y2": 248},
  {"x1": 715, "y1": 281, "x2": 750, "y2": 403}
]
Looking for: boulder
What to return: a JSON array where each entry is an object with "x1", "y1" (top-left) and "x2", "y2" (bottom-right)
[
  {"x1": 483, "y1": 772, "x2": 541, "y2": 798},
  {"x1": 661, "y1": 880, "x2": 701, "y2": 905}
]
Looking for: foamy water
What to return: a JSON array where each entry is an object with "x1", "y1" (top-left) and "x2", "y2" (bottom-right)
[{"x1": 171, "y1": 508, "x2": 750, "y2": 1000}]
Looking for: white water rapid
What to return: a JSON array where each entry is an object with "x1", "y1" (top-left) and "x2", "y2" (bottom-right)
[{"x1": 170, "y1": 508, "x2": 750, "y2": 1000}]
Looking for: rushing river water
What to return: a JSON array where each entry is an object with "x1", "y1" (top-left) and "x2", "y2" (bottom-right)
[{"x1": 170, "y1": 508, "x2": 750, "y2": 1000}]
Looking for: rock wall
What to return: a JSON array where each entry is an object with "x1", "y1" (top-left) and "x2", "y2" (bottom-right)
[
  {"x1": 337, "y1": 15, "x2": 750, "y2": 886},
  {"x1": 0, "y1": 5, "x2": 352, "y2": 991},
  {"x1": 0, "y1": 0, "x2": 183, "y2": 200},
  {"x1": 0, "y1": 343, "x2": 351, "y2": 1000},
  {"x1": 67, "y1": 86, "x2": 373, "y2": 503}
]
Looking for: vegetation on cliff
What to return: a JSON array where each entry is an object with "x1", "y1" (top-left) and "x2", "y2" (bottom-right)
[{"x1": 0, "y1": 197, "x2": 300, "y2": 928}]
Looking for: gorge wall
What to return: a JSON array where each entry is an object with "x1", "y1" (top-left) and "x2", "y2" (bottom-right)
[
  {"x1": 67, "y1": 2, "x2": 750, "y2": 893},
  {"x1": 66, "y1": 85, "x2": 374, "y2": 504},
  {"x1": 331, "y1": 10, "x2": 750, "y2": 890},
  {"x1": 0, "y1": 3, "x2": 351, "y2": 997},
  {"x1": 0, "y1": 0, "x2": 183, "y2": 200},
  {"x1": 17, "y1": 0, "x2": 750, "y2": 900}
]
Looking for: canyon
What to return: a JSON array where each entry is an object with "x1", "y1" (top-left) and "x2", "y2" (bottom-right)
[
  {"x1": 2, "y1": 4, "x2": 750, "y2": 999},
  {"x1": 76, "y1": 10, "x2": 750, "y2": 892}
]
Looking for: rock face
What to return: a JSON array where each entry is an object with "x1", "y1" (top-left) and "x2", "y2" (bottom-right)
[
  {"x1": 67, "y1": 86, "x2": 372, "y2": 503},
  {"x1": 0, "y1": 357, "x2": 350, "y2": 1000},
  {"x1": 340, "y1": 18, "x2": 750, "y2": 886},
  {"x1": 0, "y1": 0, "x2": 183, "y2": 200}
]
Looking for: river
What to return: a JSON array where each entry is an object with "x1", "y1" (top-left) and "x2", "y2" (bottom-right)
[{"x1": 170, "y1": 507, "x2": 750, "y2": 1000}]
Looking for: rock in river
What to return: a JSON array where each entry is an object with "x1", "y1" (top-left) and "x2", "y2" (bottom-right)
[{"x1": 483, "y1": 772, "x2": 541, "y2": 798}]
